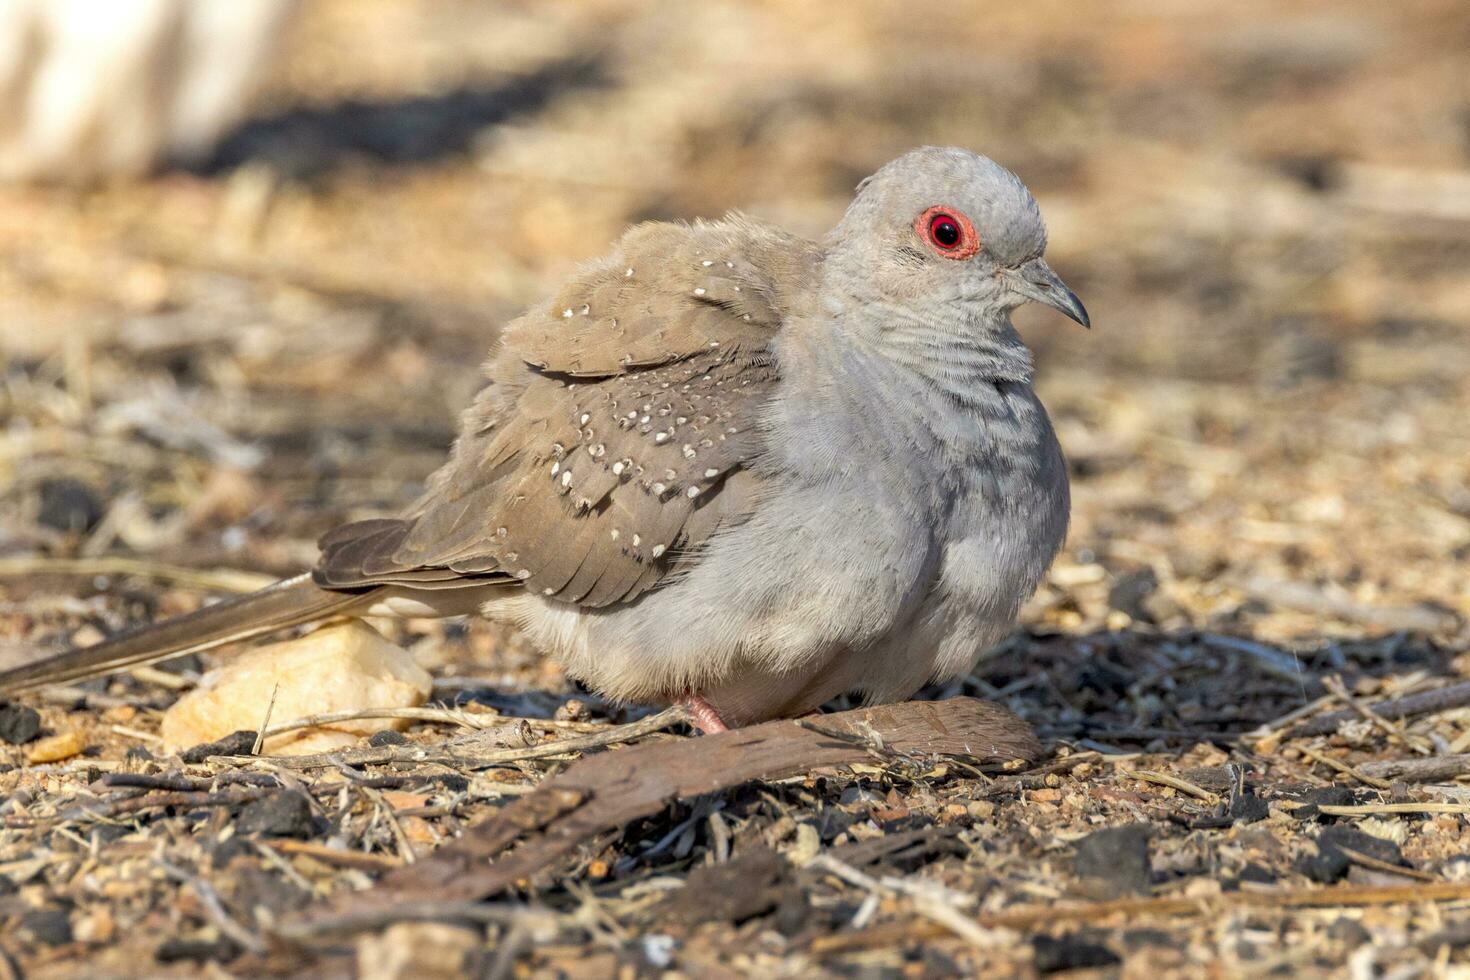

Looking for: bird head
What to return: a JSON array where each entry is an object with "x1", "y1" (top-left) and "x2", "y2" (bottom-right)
[{"x1": 828, "y1": 146, "x2": 1089, "y2": 329}]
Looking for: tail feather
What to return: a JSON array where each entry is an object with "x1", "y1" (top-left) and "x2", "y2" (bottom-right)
[{"x1": 0, "y1": 574, "x2": 373, "y2": 695}]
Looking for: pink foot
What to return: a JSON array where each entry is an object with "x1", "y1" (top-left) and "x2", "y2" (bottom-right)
[{"x1": 679, "y1": 694, "x2": 729, "y2": 734}]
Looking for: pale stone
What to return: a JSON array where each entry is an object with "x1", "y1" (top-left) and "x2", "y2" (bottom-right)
[
  {"x1": 356, "y1": 922, "x2": 478, "y2": 980},
  {"x1": 160, "y1": 622, "x2": 431, "y2": 756}
]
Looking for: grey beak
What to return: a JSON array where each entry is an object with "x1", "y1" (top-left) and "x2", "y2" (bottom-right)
[{"x1": 1010, "y1": 258, "x2": 1090, "y2": 329}]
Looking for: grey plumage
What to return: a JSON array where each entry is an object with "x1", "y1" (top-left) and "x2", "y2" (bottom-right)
[{"x1": 0, "y1": 146, "x2": 1087, "y2": 728}]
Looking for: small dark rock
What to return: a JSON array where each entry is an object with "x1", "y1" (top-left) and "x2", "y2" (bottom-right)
[
  {"x1": 1297, "y1": 845, "x2": 1351, "y2": 883},
  {"x1": 180, "y1": 730, "x2": 258, "y2": 763},
  {"x1": 19, "y1": 908, "x2": 73, "y2": 946},
  {"x1": 816, "y1": 807, "x2": 858, "y2": 841},
  {"x1": 155, "y1": 936, "x2": 241, "y2": 964},
  {"x1": 1238, "y1": 862, "x2": 1277, "y2": 885},
  {"x1": 1229, "y1": 791, "x2": 1271, "y2": 824},
  {"x1": 1275, "y1": 154, "x2": 1342, "y2": 192},
  {"x1": 1327, "y1": 917, "x2": 1372, "y2": 948},
  {"x1": 157, "y1": 653, "x2": 204, "y2": 676},
  {"x1": 435, "y1": 774, "x2": 470, "y2": 793},
  {"x1": 237, "y1": 791, "x2": 316, "y2": 838},
  {"x1": 1292, "y1": 785, "x2": 1358, "y2": 821},
  {"x1": 1297, "y1": 826, "x2": 1404, "y2": 883},
  {"x1": 368, "y1": 729, "x2": 408, "y2": 747},
  {"x1": 36, "y1": 478, "x2": 103, "y2": 534},
  {"x1": 1073, "y1": 824, "x2": 1151, "y2": 897},
  {"x1": 1319, "y1": 825, "x2": 1405, "y2": 866},
  {"x1": 772, "y1": 887, "x2": 811, "y2": 936},
  {"x1": 89, "y1": 824, "x2": 131, "y2": 845},
  {"x1": 1033, "y1": 934, "x2": 1120, "y2": 974},
  {"x1": 0, "y1": 703, "x2": 42, "y2": 745},
  {"x1": 1123, "y1": 928, "x2": 1176, "y2": 949},
  {"x1": 124, "y1": 745, "x2": 156, "y2": 762},
  {"x1": 1107, "y1": 568, "x2": 1159, "y2": 622},
  {"x1": 211, "y1": 836, "x2": 251, "y2": 868},
  {"x1": 1075, "y1": 660, "x2": 1132, "y2": 697}
]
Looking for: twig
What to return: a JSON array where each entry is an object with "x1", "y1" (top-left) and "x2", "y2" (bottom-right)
[
  {"x1": 261, "y1": 705, "x2": 496, "y2": 738},
  {"x1": 809, "y1": 882, "x2": 1470, "y2": 954},
  {"x1": 362, "y1": 785, "x2": 417, "y2": 864},
  {"x1": 1295, "y1": 745, "x2": 1392, "y2": 790},
  {"x1": 269, "y1": 839, "x2": 402, "y2": 871},
  {"x1": 251, "y1": 683, "x2": 281, "y2": 756},
  {"x1": 156, "y1": 861, "x2": 268, "y2": 957},
  {"x1": 129, "y1": 665, "x2": 193, "y2": 690},
  {"x1": 1334, "y1": 846, "x2": 1438, "y2": 882},
  {"x1": 0, "y1": 556, "x2": 275, "y2": 593},
  {"x1": 1248, "y1": 694, "x2": 1339, "y2": 737},
  {"x1": 808, "y1": 855, "x2": 1007, "y2": 950},
  {"x1": 1290, "y1": 680, "x2": 1470, "y2": 738},
  {"x1": 1321, "y1": 676, "x2": 1431, "y2": 756},
  {"x1": 1199, "y1": 634, "x2": 1308, "y2": 684},
  {"x1": 1240, "y1": 576, "x2": 1460, "y2": 634},
  {"x1": 1357, "y1": 754, "x2": 1470, "y2": 784},
  {"x1": 232, "y1": 705, "x2": 691, "y2": 770},
  {"x1": 1317, "y1": 803, "x2": 1470, "y2": 817},
  {"x1": 1122, "y1": 770, "x2": 1221, "y2": 804},
  {"x1": 272, "y1": 899, "x2": 555, "y2": 940}
]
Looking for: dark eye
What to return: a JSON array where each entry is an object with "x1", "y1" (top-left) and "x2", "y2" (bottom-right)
[
  {"x1": 929, "y1": 214, "x2": 961, "y2": 248},
  {"x1": 914, "y1": 206, "x2": 979, "y2": 259}
]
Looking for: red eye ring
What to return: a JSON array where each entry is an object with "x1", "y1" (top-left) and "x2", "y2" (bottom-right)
[{"x1": 915, "y1": 206, "x2": 979, "y2": 260}]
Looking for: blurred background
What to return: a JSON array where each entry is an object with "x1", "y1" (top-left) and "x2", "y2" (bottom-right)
[{"x1": 1, "y1": 0, "x2": 1467, "y2": 675}]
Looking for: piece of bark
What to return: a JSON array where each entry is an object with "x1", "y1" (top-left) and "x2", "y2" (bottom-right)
[
  {"x1": 1356, "y1": 754, "x2": 1470, "y2": 784},
  {"x1": 292, "y1": 697, "x2": 1039, "y2": 932},
  {"x1": 1289, "y1": 680, "x2": 1470, "y2": 738}
]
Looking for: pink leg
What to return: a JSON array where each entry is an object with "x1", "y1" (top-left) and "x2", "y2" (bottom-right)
[{"x1": 679, "y1": 694, "x2": 729, "y2": 734}]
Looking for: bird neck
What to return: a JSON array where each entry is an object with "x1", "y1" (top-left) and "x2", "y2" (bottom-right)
[{"x1": 860, "y1": 301, "x2": 1036, "y2": 390}]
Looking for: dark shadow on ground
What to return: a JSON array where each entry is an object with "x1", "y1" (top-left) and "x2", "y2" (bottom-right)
[{"x1": 188, "y1": 56, "x2": 608, "y2": 179}]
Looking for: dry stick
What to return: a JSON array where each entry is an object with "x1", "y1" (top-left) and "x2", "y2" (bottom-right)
[
  {"x1": 1334, "y1": 846, "x2": 1439, "y2": 883},
  {"x1": 1199, "y1": 633, "x2": 1307, "y2": 684},
  {"x1": 809, "y1": 882, "x2": 1470, "y2": 955},
  {"x1": 1357, "y1": 754, "x2": 1470, "y2": 784},
  {"x1": 273, "y1": 900, "x2": 557, "y2": 940},
  {"x1": 254, "y1": 839, "x2": 404, "y2": 872},
  {"x1": 156, "y1": 860, "x2": 269, "y2": 957},
  {"x1": 304, "y1": 698, "x2": 1042, "y2": 926},
  {"x1": 1248, "y1": 694, "x2": 1339, "y2": 738},
  {"x1": 0, "y1": 555, "x2": 275, "y2": 593},
  {"x1": 1238, "y1": 576, "x2": 1461, "y2": 634},
  {"x1": 1290, "y1": 680, "x2": 1470, "y2": 738},
  {"x1": 251, "y1": 682, "x2": 281, "y2": 756},
  {"x1": 1321, "y1": 676, "x2": 1431, "y2": 756},
  {"x1": 1295, "y1": 745, "x2": 1392, "y2": 791},
  {"x1": 1318, "y1": 802, "x2": 1470, "y2": 817},
  {"x1": 224, "y1": 704, "x2": 692, "y2": 770},
  {"x1": 1122, "y1": 769, "x2": 1221, "y2": 804},
  {"x1": 261, "y1": 705, "x2": 494, "y2": 739}
]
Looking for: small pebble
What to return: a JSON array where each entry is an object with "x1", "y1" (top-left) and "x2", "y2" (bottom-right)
[
  {"x1": 238, "y1": 791, "x2": 316, "y2": 838},
  {"x1": 19, "y1": 908, "x2": 73, "y2": 947},
  {"x1": 1072, "y1": 824, "x2": 1151, "y2": 897},
  {"x1": 180, "y1": 730, "x2": 257, "y2": 763},
  {"x1": 27, "y1": 730, "x2": 84, "y2": 764},
  {"x1": 0, "y1": 703, "x2": 42, "y2": 744},
  {"x1": 36, "y1": 478, "x2": 102, "y2": 534},
  {"x1": 1033, "y1": 934, "x2": 1120, "y2": 973}
]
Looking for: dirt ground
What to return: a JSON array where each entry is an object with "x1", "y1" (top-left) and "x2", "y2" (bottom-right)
[{"x1": 2, "y1": 0, "x2": 1469, "y2": 976}]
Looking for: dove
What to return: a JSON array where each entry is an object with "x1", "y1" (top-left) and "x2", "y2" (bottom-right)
[{"x1": 1, "y1": 146, "x2": 1088, "y2": 732}]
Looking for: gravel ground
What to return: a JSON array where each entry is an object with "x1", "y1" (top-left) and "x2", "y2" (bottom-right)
[{"x1": 1, "y1": 1, "x2": 1468, "y2": 976}]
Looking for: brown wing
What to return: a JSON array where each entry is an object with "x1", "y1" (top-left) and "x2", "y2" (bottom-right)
[{"x1": 313, "y1": 216, "x2": 816, "y2": 607}]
